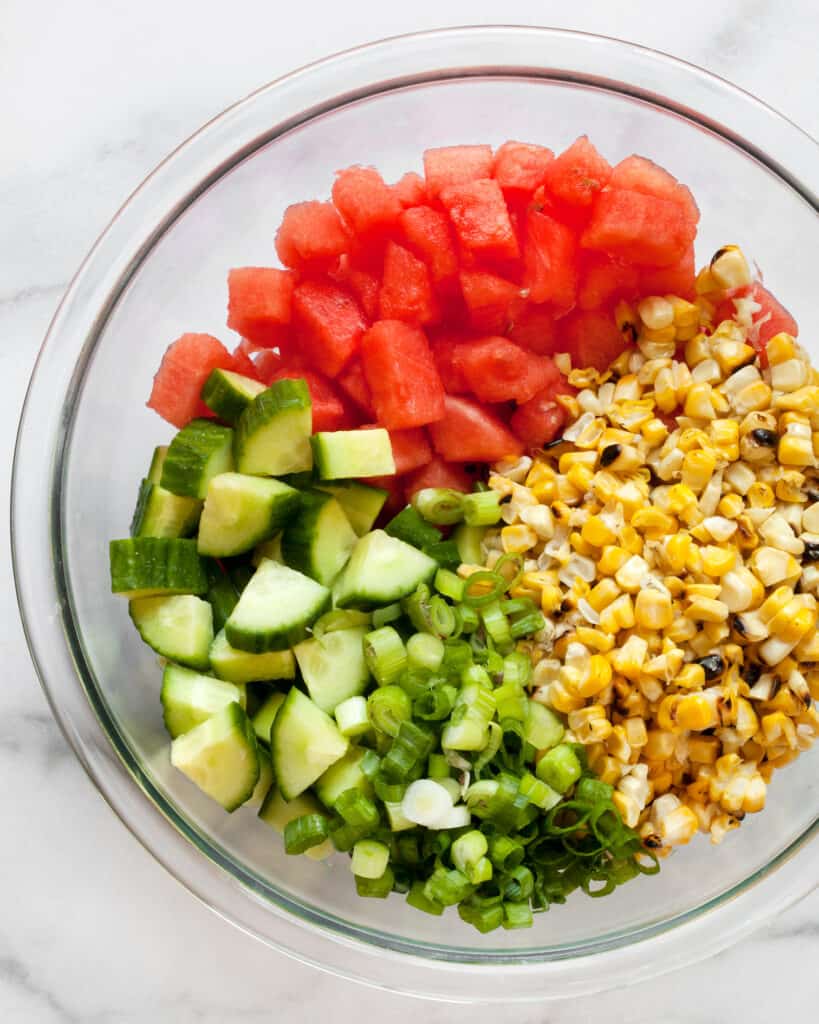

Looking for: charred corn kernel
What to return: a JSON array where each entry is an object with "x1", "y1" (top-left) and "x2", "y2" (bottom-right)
[
  {"x1": 638, "y1": 296, "x2": 674, "y2": 331},
  {"x1": 587, "y1": 577, "x2": 620, "y2": 612},
  {"x1": 644, "y1": 730, "x2": 676, "y2": 760},
  {"x1": 617, "y1": 525, "x2": 642, "y2": 555},
  {"x1": 765, "y1": 332, "x2": 797, "y2": 365},
  {"x1": 761, "y1": 711, "x2": 798, "y2": 748},
  {"x1": 700, "y1": 545, "x2": 737, "y2": 577},
  {"x1": 540, "y1": 585, "x2": 563, "y2": 615},
  {"x1": 675, "y1": 663, "x2": 707, "y2": 691},
  {"x1": 599, "y1": 594, "x2": 636, "y2": 634},
  {"x1": 778, "y1": 433, "x2": 814, "y2": 467},
  {"x1": 677, "y1": 693, "x2": 719, "y2": 731},
  {"x1": 501, "y1": 525, "x2": 538, "y2": 553},
  {"x1": 774, "y1": 385, "x2": 819, "y2": 412},
  {"x1": 642, "y1": 417, "x2": 669, "y2": 446},
  {"x1": 751, "y1": 547, "x2": 800, "y2": 587},
  {"x1": 615, "y1": 300, "x2": 638, "y2": 342},
  {"x1": 598, "y1": 546, "x2": 630, "y2": 576},
  {"x1": 735, "y1": 698, "x2": 759, "y2": 741},
  {"x1": 630, "y1": 508, "x2": 678, "y2": 537},
  {"x1": 683, "y1": 383, "x2": 717, "y2": 421},
  {"x1": 710, "y1": 245, "x2": 752, "y2": 289},
  {"x1": 574, "y1": 626, "x2": 616, "y2": 653},
  {"x1": 714, "y1": 339, "x2": 756, "y2": 376},
  {"x1": 747, "y1": 482, "x2": 775, "y2": 508},
  {"x1": 634, "y1": 589, "x2": 673, "y2": 630},
  {"x1": 681, "y1": 449, "x2": 717, "y2": 492},
  {"x1": 677, "y1": 427, "x2": 711, "y2": 453},
  {"x1": 710, "y1": 420, "x2": 740, "y2": 462},
  {"x1": 547, "y1": 680, "x2": 585, "y2": 714},
  {"x1": 558, "y1": 450, "x2": 597, "y2": 474},
  {"x1": 776, "y1": 471, "x2": 807, "y2": 503},
  {"x1": 581, "y1": 515, "x2": 617, "y2": 548},
  {"x1": 686, "y1": 596, "x2": 730, "y2": 622}
]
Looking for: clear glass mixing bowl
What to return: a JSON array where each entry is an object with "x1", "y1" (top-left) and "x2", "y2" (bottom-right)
[{"x1": 12, "y1": 26, "x2": 819, "y2": 1002}]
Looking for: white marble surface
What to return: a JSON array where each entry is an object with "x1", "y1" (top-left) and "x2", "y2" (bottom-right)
[{"x1": 2, "y1": 1, "x2": 818, "y2": 1020}]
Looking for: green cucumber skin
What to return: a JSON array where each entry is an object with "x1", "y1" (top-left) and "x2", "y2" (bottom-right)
[
  {"x1": 110, "y1": 538, "x2": 208, "y2": 597},
  {"x1": 310, "y1": 428, "x2": 395, "y2": 480},
  {"x1": 332, "y1": 530, "x2": 438, "y2": 610},
  {"x1": 203, "y1": 560, "x2": 240, "y2": 632},
  {"x1": 197, "y1": 474, "x2": 301, "y2": 558},
  {"x1": 209, "y1": 629, "x2": 296, "y2": 684},
  {"x1": 160, "y1": 419, "x2": 235, "y2": 499},
  {"x1": 225, "y1": 604, "x2": 330, "y2": 653},
  {"x1": 234, "y1": 379, "x2": 313, "y2": 476},
  {"x1": 160, "y1": 664, "x2": 245, "y2": 738},
  {"x1": 130, "y1": 478, "x2": 202, "y2": 539},
  {"x1": 147, "y1": 446, "x2": 169, "y2": 484},
  {"x1": 281, "y1": 490, "x2": 356, "y2": 586},
  {"x1": 129, "y1": 594, "x2": 213, "y2": 670},
  {"x1": 385, "y1": 505, "x2": 442, "y2": 549},
  {"x1": 201, "y1": 369, "x2": 265, "y2": 426},
  {"x1": 314, "y1": 482, "x2": 388, "y2": 536}
]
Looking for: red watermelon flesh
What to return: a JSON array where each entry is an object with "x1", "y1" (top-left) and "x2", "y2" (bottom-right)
[
  {"x1": 275, "y1": 201, "x2": 350, "y2": 271},
  {"x1": 269, "y1": 367, "x2": 351, "y2": 432},
  {"x1": 254, "y1": 348, "x2": 287, "y2": 385},
  {"x1": 329, "y1": 255, "x2": 381, "y2": 321},
  {"x1": 609, "y1": 155, "x2": 700, "y2": 229},
  {"x1": 522, "y1": 209, "x2": 578, "y2": 309},
  {"x1": 361, "y1": 320, "x2": 446, "y2": 429},
  {"x1": 639, "y1": 247, "x2": 696, "y2": 300},
  {"x1": 561, "y1": 309, "x2": 629, "y2": 372},
  {"x1": 453, "y1": 336, "x2": 562, "y2": 405},
  {"x1": 379, "y1": 241, "x2": 439, "y2": 325},
  {"x1": 423, "y1": 145, "x2": 494, "y2": 198},
  {"x1": 714, "y1": 283, "x2": 799, "y2": 346},
  {"x1": 393, "y1": 172, "x2": 427, "y2": 208},
  {"x1": 493, "y1": 141, "x2": 554, "y2": 196},
  {"x1": 292, "y1": 280, "x2": 367, "y2": 377},
  {"x1": 507, "y1": 305, "x2": 559, "y2": 354},
  {"x1": 404, "y1": 456, "x2": 475, "y2": 498},
  {"x1": 577, "y1": 254, "x2": 641, "y2": 311},
  {"x1": 227, "y1": 267, "x2": 295, "y2": 348},
  {"x1": 361, "y1": 425, "x2": 432, "y2": 475},
  {"x1": 511, "y1": 389, "x2": 568, "y2": 447},
  {"x1": 148, "y1": 333, "x2": 237, "y2": 429},
  {"x1": 399, "y1": 206, "x2": 459, "y2": 288},
  {"x1": 332, "y1": 166, "x2": 402, "y2": 240},
  {"x1": 229, "y1": 342, "x2": 262, "y2": 381},
  {"x1": 581, "y1": 189, "x2": 695, "y2": 267},
  {"x1": 459, "y1": 270, "x2": 525, "y2": 333},
  {"x1": 544, "y1": 136, "x2": 612, "y2": 208},
  {"x1": 440, "y1": 179, "x2": 520, "y2": 262},
  {"x1": 336, "y1": 357, "x2": 375, "y2": 416},
  {"x1": 428, "y1": 395, "x2": 523, "y2": 462}
]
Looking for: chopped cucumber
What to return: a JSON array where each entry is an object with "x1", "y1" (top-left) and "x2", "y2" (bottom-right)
[
  {"x1": 160, "y1": 419, "x2": 235, "y2": 499},
  {"x1": 170, "y1": 701, "x2": 259, "y2": 811},
  {"x1": 147, "y1": 445, "x2": 169, "y2": 484},
  {"x1": 225, "y1": 559, "x2": 330, "y2": 653},
  {"x1": 293, "y1": 626, "x2": 370, "y2": 713},
  {"x1": 385, "y1": 505, "x2": 442, "y2": 549},
  {"x1": 251, "y1": 691, "x2": 286, "y2": 746},
  {"x1": 314, "y1": 746, "x2": 374, "y2": 808},
  {"x1": 203, "y1": 560, "x2": 239, "y2": 632},
  {"x1": 197, "y1": 473, "x2": 300, "y2": 557},
  {"x1": 270, "y1": 688, "x2": 349, "y2": 800},
  {"x1": 201, "y1": 368, "x2": 265, "y2": 425},
  {"x1": 252, "y1": 533, "x2": 283, "y2": 566},
  {"x1": 235, "y1": 379, "x2": 312, "y2": 477},
  {"x1": 110, "y1": 538, "x2": 207, "y2": 598},
  {"x1": 247, "y1": 749, "x2": 274, "y2": 806},
  {"x1": 311, "y1": 428, "x2": 395, "y2": 480},
  {"x1": 131, "y1": 477, "x2": 202, "y2": 539},
  {"x1": 332, "y1": 530, "x2": 437, "y2": 609},
  {"x1": 314, "y1": 481, "x2": 388, "y2": 536},
  {"x1": 258, "y1": 788, "x2": 333, "y2": 861},
  {"x1": 209, "y1": 628, "x2": 295, "y2": 684},
  {"x1": 160, "y1": 664, "x2": 246, "y2": 738},
  {"x1": 452, "y1": 523, "x2": 486, "y2": 565},
  {"x1": 281, "y1": 490, "x2": 356, "y2": 586},
  {"x1": 129, "y1": 594, "x2": 213, "y2": 669}
]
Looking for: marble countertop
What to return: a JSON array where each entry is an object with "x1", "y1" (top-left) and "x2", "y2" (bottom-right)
[{"x1": 2, "y1": 1, "x2": 817, "y2": 1020}]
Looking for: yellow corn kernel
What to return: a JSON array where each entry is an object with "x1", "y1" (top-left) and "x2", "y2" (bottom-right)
[
  {"x1": 581, "y1": 515, "x2": 617, "y2": 548},
  {"x1": 610, "y1": 635, "x2": 648, "y2": 680},
  {"x1": 775, "y1": 470, "x2": 807, "y2": 504},
  {"x1": 566, "y1": 463, "x2": 595, "y2": 494},
  {"x1": 666, "y1": 483, "x2": 699, "y2": 518},
  {"x1": 774, "y1": 385, "x2": 819, "y2": 413},
  {"x1": 685, "y1": 333, "x2": 712, "y2": 368},
  {"x1": 685, "y1": 582, "x2": 722, "y2": 600},
  {"x1": 599, "y1": 594, "x2": 636, "y2": 634},
  {"x1": 675, "y1": 663, "x2": 706, "y2": 691},
  {"x1": 686, "y1": 596, "x2": 729, "y2": 622},
  {"x1": 747, "y1": 482, "x2": 775, "y2": 508},
  {"x1": 630, "y1": 508, "x2": 678, "y2": 538},
  {"x1": 665, "y1": 616, "x2": 697, "y2": 643},
  {"x1": 759, "y1": 586, "x2": 794, "y2": 624},
  {"x1": 547, "y1": 681, "x2": 586, "y2": 714},
  {"x1": 683, "y1": 383, "x2": 716, "y2": 421},
  {"x1": 638, "y1": 295, "x2": 675, "y2": 331},
  {"x1": 540, "y1": 586, "x2": 563, "y2": 615},
  {"x1": 615, "y1": 300, "x2": 638, "y2": 341},
  {"x1": 734, "y1": 380, "x2": 773, "y2": 415},
  {"x1": 778, "y1": 433, "x2": 814, "y2": 467},
  {"x1": 634, "y1": 589, "x2": 674, "y2": 630},
  {"x1": 695, "y1": 267, "x2": 719, "y2": 296},
  {"x1": 618, "y1": 525, "x2": 643, "y2": 555},
  {"x1": 688, "y1": 735, "x2": 720, "y2": 764},
  {"x1": 574, "y1": 627, "x2": 616, "y2": 653},
  {"x1": 765, "y1": 332, "x2": 797, "y2": 365},
  {"x1": 713, "y1": 339, "x2": 756, "y2": 376},
  {"x1": 569, "y1": 531, "x2": 596, "y2": 558},
  {"x1": 661, "y1": 532, "x2": 693, "y2": 574},
  {"x1": 642, "y1": 417, "x2": 669, "y2": 447},
  {"x1": 710, "y1": 245, "x2": 752, "y2": 289},
  {"x1": 681, "y1": 449, "x2": 716, "y2": 493},
  {"x1": 644, "y1": 730, "x2": 676, "y2": 760},
  {"x1": 677, "y1": 693, "x2": 719, "y2": 731},
  {"x1": 558, "y1": 450, "x2": 597, "y2": 474},
  {"x1": 598, "y1": 546, "x2": 630, "y2": 576},
  {"x1": 501, "y1": 525, "x2": 538, "y2": 553},
  {"x1": 700, "y1": 545, "x2": 737, "y2": 577},
  {"x1": 587, "y1": 578, "x2": 620, "y2": 612},
  {"x1": 577, "y1": 655, "x2": 613, "y2": 698},
  {"x1": 710, "y1": 419, "x2": 740, "y2": 461}
]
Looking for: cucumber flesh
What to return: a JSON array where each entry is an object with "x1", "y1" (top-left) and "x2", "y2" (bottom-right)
[
  {"x1": 251, "y1": 691, "x2": 286, "y2": 746},
  {"x1": 281, "y1": 490, "x2": 357, "y2": 587},
  {"x1": 110, "y1": 538, "x2": 207, "y2": 598},
  {"x1": 170, "y1": 701, "x2": 259, "y2": 811},
  {"x1": 129, "y1": 594, "x2": 213, "y2": 669},
  {"x1": 201, "y1": 368, "x2": 265, "y2": 425},
  {"x1": 160, "y1": 419, "x2": 235, "y2": 499},
  {"x1": 235, "y1": 379, "x2": 313, "y2": 477},
  {"x1": 294, "y1": 627, "x2": 370, "y2": 714},
  {"x1": 314, "y1": 481, "x2": 388, "y2": 536},
  {"x1": 160, "y1": 664, "x2": 246, "y2": 738},
  {"x1": 252, "y1": 533, "x2": 283, "y2": 566},
  {"x1": 314, "y1": 746, "x2": 374, "y2": 808},
  {"x1": 147, "y1": 445, "x2": 169, "y2": 484},
  {"x1": 258, "y1": 788, "x2": 333, "y2": 860},
  {"x1": 225, "y1": 558, "x2": 330, "y2": 653},
  {"x1": 247, "y1": 749, "x2": 274, "y2": 806},
  {"x1": 270, "y1": 688, "x2": 349, "y2": 800},
  {"x1": 130, "y1": 477, "x2": 202, "y2": 539},
  {"x1": 209, "y1": 628, "x2": 296, "y2": 683},
  {"x1": 197, "y1": 472, "x2": 300, "y2": 557},
  {"x1": 311, "y1": 428, "x2": 395, "y2": 480},
  {"x1": 332, "y1": 530, "x2": 437, "y2": 610}
]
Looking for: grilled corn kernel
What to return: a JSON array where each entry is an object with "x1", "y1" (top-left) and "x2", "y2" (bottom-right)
[
  {"x1": 675, "y1": 663, "x2": 707, "y2": 691},
  {"x1": 747, "y1": 482, "x2": 775, "y2": 508},
  {"x1": 683, "y1": 383, "x2": 716, "y2": 421},
  {"x1": 598, "y1": 546, "x2": 630, "y2": 576},
  {"x1": 638, "y1": 296, "x2": 675, "y2": 331},
  {"x1": 774, "y1": 385, "x2": 819, "y2": 412},
  {"x1": 630, "y1": 508, "x2": 678, "y2": 538},
  {"x1": 599, "y1": 594, "x2": 636, "y2": 633},
  {"x1": 686, "y1": 596, "x2": 730, "y2": 622},
  {"x1": 642, "y1": 417, "x2": 669, "y2": 446},
  {"x1": 501, "y1": 525, "x2": 538, "y2": 553},
  {"x1": 714, "y1": 339, "x2": 756, "y2": 376},
  {"x1": 634, "y1": 589, "x2": 674, "y2": 630},
  {"x1": 566, "y1": 463, "x2": 595, "y2": 494},
  {"x1": 710, "y1": 245, "x2": 752, "y2": 289},
  {"x1": 587, "y1": 577, "x2": 620, "y2": 612},
  {"x1": 681, "y1": 449, "x2": 717, "y2": 492},
  {"x1": 700, "y1": 545, "x2": 737, "y2": 577},
  {"x1": 778, "y1": 433, "x2": 814, "y2": 467},
  {"x1": 581, "y1": 515, "x2": 617, "y2": 548},
  {"x1": 676, "y1": 693, "x2": 719, "y2": 731},
  {"x1": 765, "y1": 332, "x2": 797, "y2": 365}
]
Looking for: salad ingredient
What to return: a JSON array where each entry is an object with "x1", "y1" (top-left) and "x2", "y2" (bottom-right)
[
  {"x1": 281, "y1": 490, "x2": 357, "y2": 586},
  {"x1": 234, "y1": 377, "x2": 313, "y2": 476},
  {"x1": 197, "y1": 472, "x2": 300, "y2": 557},
  {"x1": 160, "y1": 664, "x2": 245, "y2": 738},
  {"x1": 109, "y1": 537, "x2": 207, "y2": 598},
  {"x1": 209, "y1": 629, "x2": 296, "y2": 684},
  {"x1": 311, "y1": 427, "x2": 395, "y2": 479},
  {"x1": 160, "y1": 419, "x2": 235, "y2": 499},
  {"x1": 130, "y1": 446, "x2": 202, "y2": 539},
  {"x1": 130, "y1": 595, "x2": 214, "y2": 669}
]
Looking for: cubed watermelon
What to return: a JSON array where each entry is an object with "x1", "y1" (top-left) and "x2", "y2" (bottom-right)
[
  {"x1": 714, "y1": 283, "x2": 799, "y2": 347},
  {"x1": 544, "y1": 136, "x2": 612, "y2": 207},
  {"x1": 581, "y1": 189, "x2": 695, "y2": 267},
  {"x1": 336, "y1": 357, "x2": 374, "y2": 415},
  {"x1": 510, "y1": 390, "x2": 567, "y2": 447},
  {"x1": 378, "y1": 242, "x2": 439, "y2": 325},
  {"x1": 639, "y1": 247, "x2": 696, "y2": 300},
  {"x1": 292, "y1": 280, "x2": 367, "y2": 376},
  {"x1": 507, "y1": 305, "x2": 559, "y2": 354},
  {"x1": 226, "y1": 267, "x2": 295, "y2": 348},
  {"x1": 440, "y1": 179, "x2": 520, "y2": 262},
  {"x1": 399, "y1": 206, "x2": 459, "y2": 288},
  {"x1": 577, "y1": 254, "x2": 641, "y2": 311},
  {"x1": 275, "y1": 201, "x2": 350, "y2": 271},
  {"x1": 393, "y1": 172, "x2": 427, "y2": 208},
  {"x1": 229, "y1": 341, "x2": 262, "y2": 381},
  {"x1": 329, "y1": 255, "x2": 381, "y2": 321},
  {"x1": 428, "y1": 395, "x2": 523, "y2": 462},
  {"x1": 332, "y1": 166, "x2": 402, "y2": 240},
  {"x1": 560, "y1": 309, "x2": 629, "y2": 372},
  {"x1": 429, "y1": 332, "x2": 472, "y2": 393},
  {"x1": 453, "y1": 337, "x2": 562, "y2": 405},
  {"x1": 423, "y1": 145, "x2": 494, "y2": 198},
  {"x1": 254, "y1": 348, "x2": 286, "y2": 385},
  {"x1": 404, "y1": 456, "x2": 474, "y2": 498},
  {"x1": 269, "y1": 367, "x2": 351, "y2": 432},
  {"x1": 361, "y1": 320, "x2": 446, "y2": 429},
  {"x1": 147, "y1": 333, "x2": 236, "y2": 429},
  {"x1": 493, "y1": 141, "x2": 554, "y2": 196},
  {"x1": 459, "y1": 270, "x2": 524, "y2": 333},
  {"x1": 522, "y1": 210, "x2": 578, "y2": 309},
  {"x1": 609, "y1": 155, "x2": 699, "y2": 229}
]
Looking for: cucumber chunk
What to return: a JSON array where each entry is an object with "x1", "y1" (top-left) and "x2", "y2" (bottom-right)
[
  {"x1": 147, "y1": 445, "x2": 169, "y2": 484},
  {"x1": 282, "y1": 490, "x2": 357, "y2": 586},
  {"x1": 258, "y1": 788, "x2": 333, "y2": 860},
  {"x1": 209, "y1": 628, "x2": 296, "y2": 684},
  {"x1": 311, "y1": 428, "x2": 395, "y2": 480},
  {"x1": 235, "y1": 379, "x2": 312, "y2": 477},
  {"x1": 170, "y1": 701, "x2": 259, "y2": 811},
  {"x1": 332, "y1": 530, "x2": 437, "y2": 609},
  {"x1": 197, "y1": 473, "x2": 300, "y2": 558},
  {"x1": 129, "y1": 594, "x2": 213, "y2": 669},
  {"x1": 160, "y1": 419, "x2": 235, "y2": 499},
  {"x1": 247, "y1": 748, "x2": 275, "y2": 806},
  {"x1": 110, "y1": 538, "x2": 207, "y2": 598},
  {"x1": 203, "y1": 561, "x2": 239, "y2": 632},
  {"x1": 161, "y1": 664, "x2": 246, "y2": 738},
  {"x1": 251, "y1": 533, "x2": 283, "y2": 566},
  {"x1": 314, "y1": 481, "x2": 388, "y2": 536},
  {"x1": 271, "y1": 688, "x2": 349, "y2": 800},
  {"x1": 201, "y1": 368, "x2": 265, "y2": 425},
  {"x1": 131, "y1": 445, "x2": 202, "y2": 539},
  {"x1": 251, "y1": 691, "x2": 286, "y2": 746},
  {"x1": 314, "y1": 746, "x2": 374, "y2": 808},
  {"x1": 293, "y1": 626, "x2": 370, "y2": 714},
  {"x1": 225, "y1": 558, "x2": 330, "y2": 653}
]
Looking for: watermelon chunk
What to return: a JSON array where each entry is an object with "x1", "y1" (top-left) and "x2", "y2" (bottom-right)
[
  {"x1": 269, "y1": 367, "x2": 351, "y2": 432},
  {"x1": 336, "y1": 357, "x2": 374, "y2": 415},
  {"x1": 226, "y1": 267, "x2": 295, "y2": 348},
  {"x1": 459, "y1": 270, "x2": 524, "y2": 333},
  {"x1": 399, "y1": 206, "x2": 459, "y2": 288},
  {"x1": 511, "y1": 390, "x2": 568, "y2": 447},
  {"x1": 507, "y1": 305, "x2": 559, "y2": 354},
  {"x1": 330, "y1": 255, "x2": 381, "y2": 321},
  {"x1": 393, "y1": 172, "x2": 427, "y2": 208},
  {"x1": 561, "y1": 310, "x2": 629, "y2": 372},
  {"x1": 404, "y1": 457, "x2": 474, "y2": 498},
  {"x1": 493, "y1": 141, "x2": 554, "y2": 197},
  {"x1": 254, "y1": 348, "x2": 287, "y2": 385},
  {"x1": 428, "y1": 395, "x2": 523, "y2": 462},
  {"x1": 147, "y1": 333, "x2": 236, "y2": 429},
  {"x1": 577, "y1": 254, "x2": 641, "y2": 311},
  {"x1": 581, "y1": 189, "x2": 695, "y2": 267},
  {"x1": 609, "y1": 155, "x2": 700, "y2": 229},
  {"x1": 229, "y1": 341, "x2": 262, "y2": 381},
  {"x1": 423, "y1": 145, "x2": 494, "y2": 198},
  {"x1": 275, "y1": 201, "x2": 350, "y2": 271},
  {"x1": 440, "y1": 179, "x2": 520, "y2": 262},
  {"x1": 361, "y1": 320, "x2": 446, "y2": 429},
  {"x1": 544, "y1": 136, "x2": 612, "y2": 207},
  {"x1": 429, "y1": 332, "x2": 472, "y2": 393},
  {"x1": 714, "y1": 283, "x2": 799, "y2": 347},
  {"x1": 453, "y1": 337, "x2": 562, "y2": 405},
  {"x1": 639, "y1": 247, "x2": 696, "y2": 300},
  {"x1": 378, "y1": 242, "x2": 439, "y2": 325},
  {"x1": 332, "y1": 166, "x2": 402, "y2": 240},
  {"x1": 522, "y1": 210, "x2": 578, "y2": 309},
  {"x1": 292, "y1": 280, "x2": 367, "y2": 377}
]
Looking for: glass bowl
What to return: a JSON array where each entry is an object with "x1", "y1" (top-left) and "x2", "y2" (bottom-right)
[{"x1": 12, "y1": 26, "x2": 819, "y2": 1002}]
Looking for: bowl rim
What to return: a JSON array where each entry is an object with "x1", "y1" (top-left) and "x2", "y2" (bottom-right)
[{"x1": 12, "y1": 24, "x2": 819, "y2": 1002}]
